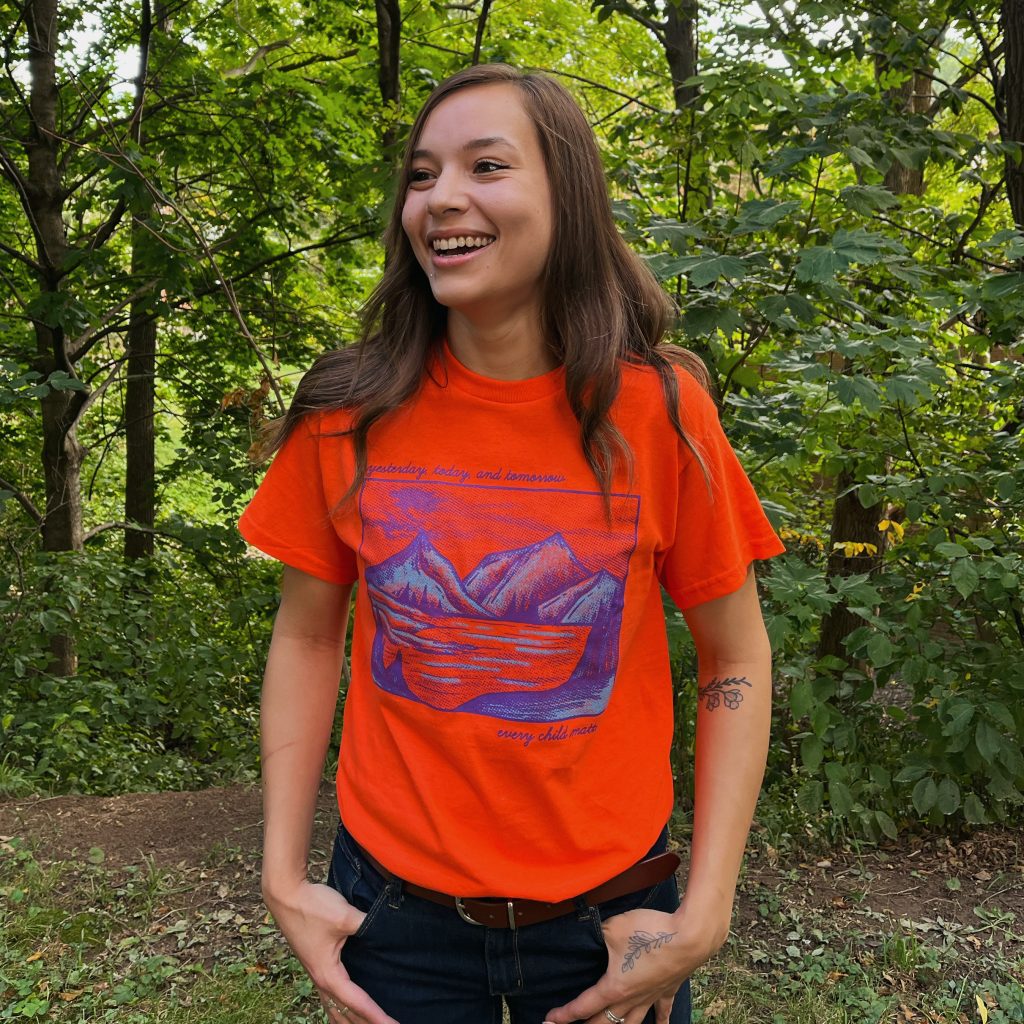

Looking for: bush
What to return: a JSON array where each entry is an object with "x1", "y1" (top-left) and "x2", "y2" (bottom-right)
[{"x1": 0, "y1": 546, "x2": 277, "y2": 793}]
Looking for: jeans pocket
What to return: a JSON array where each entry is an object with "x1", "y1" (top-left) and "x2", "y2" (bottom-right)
[{"x1": 327, "y1": 822, "x2": 393, "y2": 943}]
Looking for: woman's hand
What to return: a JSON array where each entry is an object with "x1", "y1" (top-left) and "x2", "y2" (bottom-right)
[
  {"x1": 264, "y1": 879, "x2": 399, "y2": 1024},
  {"x1": 543, "y1": 904, "x2": 726, "y2": 1024}
]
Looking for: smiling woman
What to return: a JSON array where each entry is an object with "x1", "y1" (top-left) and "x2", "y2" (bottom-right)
[{"x1": 239, "y1": 63, "x2": 785, "y2": 1024}]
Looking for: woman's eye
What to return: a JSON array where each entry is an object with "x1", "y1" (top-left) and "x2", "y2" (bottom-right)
[
  {"x1": 409, "y1": 169, "x2": 433, "y2": 184},
  {"x1": 475, "y1": 160, "x2": 507, "y2": 174}
]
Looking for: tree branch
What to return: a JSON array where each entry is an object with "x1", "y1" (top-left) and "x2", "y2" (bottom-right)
[
  {"x1": 224, "y1": 37, "x2": 296, "y2": 78},
  {"x1": 83, "y1": 520, "x2": 179, "y2": 543},
  {"x1": 604, "y1": 1, "x2": 666, "y2": 39},
  {"x1": 472, "y1": 0, "x2": 493, "y2": 64},
  {"x1": 0, "y1": 236, "x2": 43, "y2": 273},
  {"x1": 0, "y1": 475, "x2": 43, "y2": 527},
  {"x1": 67, "y1": 277, "x2": 161, "y2": 364},
  {"x1": 541, "y1": 66, "x2": 669, "y2": 115}
]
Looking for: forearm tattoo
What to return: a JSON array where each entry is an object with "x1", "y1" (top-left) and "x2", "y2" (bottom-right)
[
  {"x1": 698, "y1": 675, "x2": 751, "y2": 711},
  {"x1": 622, "y1": 930, "x2": 677, "y2": 972}
]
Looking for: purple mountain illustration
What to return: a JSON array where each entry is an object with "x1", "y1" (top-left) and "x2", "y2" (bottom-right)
[
  {"x1": 364, "y1": 529, "x2": 629, "y2": 721},
  {"x1": 538, "y1": 569, "x2": 620, "y2": 624},
  {"x1": 365, "y1": 532, "x2": 486, "y2": 616},
  {"x1": 465, "y1": 534, "x2": 592, "y2": 621}
]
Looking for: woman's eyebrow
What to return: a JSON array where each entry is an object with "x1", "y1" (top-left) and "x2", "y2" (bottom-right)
[{"x1": 411, "y1": 136, "x2": 518, "y2": 160}]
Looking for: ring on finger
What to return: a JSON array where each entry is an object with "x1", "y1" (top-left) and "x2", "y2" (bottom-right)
[{"x1": 604, "y1": 1010, "x2": 626, "y2": 1024}]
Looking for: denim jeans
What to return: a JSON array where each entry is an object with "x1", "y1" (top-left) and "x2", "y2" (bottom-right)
[{"x1": 325, "y1": 821, "x2": 692, "y2": 1024}]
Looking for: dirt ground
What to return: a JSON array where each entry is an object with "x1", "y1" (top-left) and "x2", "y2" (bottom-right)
[{"x1": 1, "y1": 784, "x2": 1021, "y2": 966}]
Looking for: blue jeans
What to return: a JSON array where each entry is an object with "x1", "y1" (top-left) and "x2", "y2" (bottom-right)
[{"x1": 325, "y1": 821, "x2": 692, "y2": 1024}]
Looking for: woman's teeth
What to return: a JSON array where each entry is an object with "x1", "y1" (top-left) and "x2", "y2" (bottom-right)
[{"x1": 432, "y1": 235, "x2": 495, "y2": 253}]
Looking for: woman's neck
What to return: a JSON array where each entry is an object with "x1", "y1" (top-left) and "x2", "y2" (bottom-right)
[{"x1": 446, "y1": 308, "x2": 556, "y2": 380}]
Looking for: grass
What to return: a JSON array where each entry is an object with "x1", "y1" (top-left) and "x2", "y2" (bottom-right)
[{"x1": 1, "y1": 836, "x2": 1021, "y2": 1023}]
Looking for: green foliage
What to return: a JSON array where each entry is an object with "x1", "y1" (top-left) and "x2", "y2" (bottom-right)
[{"x1": 0, "y1": 549, "x2": 275, "y2": 793}]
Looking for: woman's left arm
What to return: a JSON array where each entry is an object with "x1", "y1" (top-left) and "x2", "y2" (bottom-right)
[
  {"x1": 676, "y1": 563, "x2": 772, "y2": 946},
  {"x1": 545, "y1": 566, "x2": 772, "y2": 1024}
]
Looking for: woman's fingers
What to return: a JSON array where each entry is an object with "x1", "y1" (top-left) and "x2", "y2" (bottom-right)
[{"x1": 318, "y1": 981, "x2": 399, "y2": 1024}]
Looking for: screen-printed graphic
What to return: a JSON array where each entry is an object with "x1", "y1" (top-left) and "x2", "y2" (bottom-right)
[{"x1": 359, "y1": 479, "x2": 640, "y2": 722}]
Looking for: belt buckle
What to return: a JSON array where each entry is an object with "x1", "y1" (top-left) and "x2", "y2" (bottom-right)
[{"x1": 455, "y1": 897, "x2": 518, "y2": 929}]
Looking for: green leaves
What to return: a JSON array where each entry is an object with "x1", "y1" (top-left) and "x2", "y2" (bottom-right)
[{"x1": 795, "y1": 229, "x2": 898, "y2": 284}]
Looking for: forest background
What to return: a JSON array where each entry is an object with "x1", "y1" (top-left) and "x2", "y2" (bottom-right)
[{"x1": 1, "y1": 0, "x2": 1022, "y2": 1021}]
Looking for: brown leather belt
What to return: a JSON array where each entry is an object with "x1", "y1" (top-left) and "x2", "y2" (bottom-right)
[{"x1": 359, "y1": 846, "x2": 680, "y2": 930}]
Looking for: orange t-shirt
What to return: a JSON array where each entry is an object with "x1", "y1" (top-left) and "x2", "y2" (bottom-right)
[{"x1": 239, "y1": 344, "x2": 785, "y2": 900}]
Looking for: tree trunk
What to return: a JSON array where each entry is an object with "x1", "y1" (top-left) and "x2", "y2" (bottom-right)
[
  {"x1": 882, "y1": 70, "x2": 932, "y2": 196},
  {"x1": 1004, "y1": 0, "x2": 1024, "y2": 229},
  {"x1": 124, "y1": 0, "x2": 165, "y2": 560},
  {"x1": 375, "y1": 0, "x2": 401, "y2": 156},
  {"x1": 124, "y1": 311, "x2": 157, "y2": 558},
  {"x1": 664, "y1": 0, "x2": 698, "y2": 112},
  {"x1": 817, "y1": 457, "x2": 886, "y2": 663},
  {"x1": 26, "y1": 0, "x2": 82, "y2": 675}
]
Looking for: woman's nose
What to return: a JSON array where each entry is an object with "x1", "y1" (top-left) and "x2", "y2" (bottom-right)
[{"x1": 426, "y1": 168, "x2": 468, "y2": 215}]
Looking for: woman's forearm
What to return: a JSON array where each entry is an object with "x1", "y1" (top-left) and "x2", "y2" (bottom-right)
[
  {"x1": 675, "y1": 651, "x2": 772, "y2": 942},
  {"x1": 260, "y1": 573, "x2": 353, "y2": 902},
  {"x1": 260, "y1": 632, "x2": 347, "y2": 897}
]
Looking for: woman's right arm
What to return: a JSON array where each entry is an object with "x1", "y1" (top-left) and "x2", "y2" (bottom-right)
[{"x1": 260, "y1": 565, "x2": 397, "y2": 1024}]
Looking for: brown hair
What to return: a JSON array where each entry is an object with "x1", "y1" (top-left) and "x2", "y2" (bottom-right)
[{"x1": 256, "y1": 63, "x2": 710, "y2": 500}]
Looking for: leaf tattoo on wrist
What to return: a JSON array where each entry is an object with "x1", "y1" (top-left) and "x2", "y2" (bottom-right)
[
  {"x1": 698, "y1": 675, "x2": 751, "y2": 711},
  {"x1": 621, "y1": 929, "x2": 677, "y2": 971}
]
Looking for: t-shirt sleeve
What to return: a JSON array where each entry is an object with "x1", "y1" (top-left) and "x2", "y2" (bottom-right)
[
  {"x1": 238, "y1": 414, "x2": 358, "y2": 585},
  {"x1": 657, "y1": 370, "x2": 785, "y2": 610}
]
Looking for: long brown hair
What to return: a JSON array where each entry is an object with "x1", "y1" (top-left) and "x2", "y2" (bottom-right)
[{"x1": 256, "y1": 63, "x2": 710, "y2": 500}]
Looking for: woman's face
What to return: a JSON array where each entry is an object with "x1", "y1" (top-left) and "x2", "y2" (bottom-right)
[{"x1": 401, "y1": 83, "x2": 554, "y2": 320}]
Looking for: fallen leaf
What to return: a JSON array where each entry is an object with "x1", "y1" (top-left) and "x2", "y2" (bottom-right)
[
  {"x1": 59, "y1": 990, "x2": 85, "y2": 1002},
  {"x1": 26, "y1": 950, "x2": 43, "y2": 963},
  {"x1": 976, "y1": 993, "x2": 988, "y2": 1024}
]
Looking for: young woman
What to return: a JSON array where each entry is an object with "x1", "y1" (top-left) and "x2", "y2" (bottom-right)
[{"x1": 240, "y1": 63, "x2": 784, "y2": 1024}]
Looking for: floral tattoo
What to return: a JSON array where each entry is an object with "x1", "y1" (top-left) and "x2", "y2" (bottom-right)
[
  {"x1": 622, "y1": 930, "x2": 677, "y2": 972},
  {"x1": 698, "y1": 675, "x2": 751, "y2": 711}
]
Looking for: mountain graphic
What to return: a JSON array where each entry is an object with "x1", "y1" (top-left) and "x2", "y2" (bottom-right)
[
  {"x1": 465, "y1": 534, "x2": 592, "y2": 621},
  {"x1": 364, "y1": 526, "x2": 629, "y2": 721},
  {"x1": 365, "y1": 532, "x2": 486, "y2": 617},
  {"x1": 537, "y1": 568, "x2": 620, "y2": 624}
]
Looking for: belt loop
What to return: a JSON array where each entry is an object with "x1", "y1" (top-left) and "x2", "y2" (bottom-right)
[
  {"x1": 506, "y1": 901, "x2": 517, "y2": 930},
  {"x1": 386, "y1": 878, "x2": 403, "y2": 910}
]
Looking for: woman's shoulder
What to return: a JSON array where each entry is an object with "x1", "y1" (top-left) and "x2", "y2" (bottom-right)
[{"x1": 617, "y1": 351, "x2": 713, "y2": 414}]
